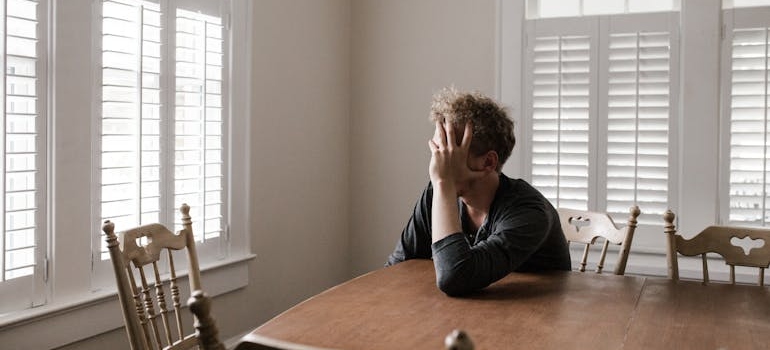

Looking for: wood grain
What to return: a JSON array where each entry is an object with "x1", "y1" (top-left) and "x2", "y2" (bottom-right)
[
  {"x1": 250, "y1": 260, "x2": 645, "y2": 350},
  {"x1": 247, "y1": 260, "x2": 770, "y2": 349},
  {"x1": 624, "y1": 279, "x2": 770, "y2": 350}
]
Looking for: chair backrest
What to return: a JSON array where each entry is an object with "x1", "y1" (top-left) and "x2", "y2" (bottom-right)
[
  {"x1": 558, "y1": 206, "x2": 641, "y2": 275},
  {"x1": 103, "y1": 204, "x2": 225, "y2": 350},
  {"x1": 663, "y1": 210, "x2": 770, "y2": 286}
]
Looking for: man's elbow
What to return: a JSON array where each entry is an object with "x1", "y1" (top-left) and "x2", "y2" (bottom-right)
[{"x1": 435, "y1": 271, "x2": 474, "y2": 297}]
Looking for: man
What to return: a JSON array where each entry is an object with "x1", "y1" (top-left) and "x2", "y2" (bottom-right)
[{"x1": 386, "y1": 87, "x2": 571, "y2": 296}]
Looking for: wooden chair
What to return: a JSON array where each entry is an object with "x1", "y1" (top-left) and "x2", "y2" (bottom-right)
[
  {"x1": 103, "y1": 203, "x2": 225, "y2": 350},
  {"x1": 558, "y1": 206, "x2": 641, "y2": 275},
  {"x1": 663, "y1": 210, "x2": 770, "y2": 286}
]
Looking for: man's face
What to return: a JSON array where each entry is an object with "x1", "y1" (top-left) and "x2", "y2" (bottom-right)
[{"x1": 455, "y1": 152, "x2": 490, "y2": 195}]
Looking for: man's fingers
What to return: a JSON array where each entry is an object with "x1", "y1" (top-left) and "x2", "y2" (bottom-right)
[
  {"x1": 444, "y1": 120, "x2": 456, "y2": 148},
  {"x1": 461, "y1": 121, "x2": 473, "y2": 148},
  {"x1": 428, "y1": 139, "x2": 438, "y2": 152},
  {"x1": 432, "y1": 121, "x2": 440, "y2": 144},
  {"x1": 434, "y1": 120, "x2": 447, "y2": 148}
]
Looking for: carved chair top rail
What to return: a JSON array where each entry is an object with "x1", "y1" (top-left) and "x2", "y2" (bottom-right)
[
  {"x1": 558, "y1": 207, "x2": 638, "y2": 245},
  {"x1": 672, "y1": 225, "x2": 770, "y2": 268}
]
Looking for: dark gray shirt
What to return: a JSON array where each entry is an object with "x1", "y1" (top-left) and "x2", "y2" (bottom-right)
[{"x1": 386, "y1": 174, "x2": 571, "y2": 296}]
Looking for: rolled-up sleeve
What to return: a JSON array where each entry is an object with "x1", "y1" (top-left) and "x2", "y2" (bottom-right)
[{"x1": 431, "y1": 209, "x2": 552, "y2": 296}]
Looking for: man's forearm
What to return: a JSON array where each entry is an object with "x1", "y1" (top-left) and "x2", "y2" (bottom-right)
[{"x1": 431, "y1": 181, "x2": 461, "y2": 243}]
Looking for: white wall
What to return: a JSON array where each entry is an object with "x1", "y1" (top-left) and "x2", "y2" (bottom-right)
[
  {"x1": 349, "y1": 0, "x2": 499, "y2": 275},
  {"x1": 246, "y1": 0, "x2": 352, "y2": 324}
]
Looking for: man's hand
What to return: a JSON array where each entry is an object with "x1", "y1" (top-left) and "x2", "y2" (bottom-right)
[
  {"x1": 428, "y1": 120, "x2": 473, "y2": 188},
  {"x1": 428, "y1": 120, "x2": 472, "y2": 243}
]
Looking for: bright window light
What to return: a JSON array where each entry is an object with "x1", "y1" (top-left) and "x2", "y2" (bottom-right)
[{"x1": 528, "y1": 0, "x2": 678, "y2": 19}]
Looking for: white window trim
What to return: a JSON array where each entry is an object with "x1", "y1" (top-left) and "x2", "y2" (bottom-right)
[{"x1": 504, "y1": 0, "x2": 744, "y2": 277}]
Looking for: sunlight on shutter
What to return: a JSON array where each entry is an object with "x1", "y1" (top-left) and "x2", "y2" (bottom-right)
[
  {"x1": 100, "y1": 0, "x2": 162, "y2": 259},
  {"x1": 607, "y1": 31, "x2": 670, "y2": 224},
  {"x1": 728, "y1": 28, "x2": 768, "y2": 225},
  {"x1": 174, "y1": 9, "x2": 223, "y2": 242},
  {"x1": 3, "y1": 0, "x2": 41, "y2": 281},
  {"x1": 532, "y1": 35, "x2": 590, "y2": 210}
]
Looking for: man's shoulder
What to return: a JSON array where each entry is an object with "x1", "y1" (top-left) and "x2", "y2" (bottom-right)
[
  {"x1": 498, "y1": 174, "x2": 543, "y2": 198},
  {"x1": 495, "y1": 175, "x2": 557, "y2": 216}
]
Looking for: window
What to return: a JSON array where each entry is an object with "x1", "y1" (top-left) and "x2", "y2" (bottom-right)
[
  {"x1": 724, "y1": 0, "x2": 770, "y2": 9},
  {"x1": 721, "y1": 7, "x2": 770, "y2": 225},
  {"x1": 527, "y1": 0, "x2": 679, "y2": 19},
  {"x1": 94, "y1": 0, "x2": 227, "y2": 283},
  {"x1": 0, "y1": 0, "x2": 47, "y2": 314},
  {"x1": 523, "y1": 11, "x2": 679, "y2": 227},
  {"x1": 0, "y1": 0, "x2": 249, "y2": 343}
]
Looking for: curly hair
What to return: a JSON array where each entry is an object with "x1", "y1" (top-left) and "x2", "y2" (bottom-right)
[{"x1": 430, "y1": 87, "x2": 515, "y2": 171}]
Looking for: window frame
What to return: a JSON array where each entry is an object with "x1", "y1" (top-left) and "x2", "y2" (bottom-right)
[
  {"x1": 520, "y1": 11, "x2": 680, "y2": 252},
  {"x1": 90, "y1": 0, "x2": 231, "y2": 290}
]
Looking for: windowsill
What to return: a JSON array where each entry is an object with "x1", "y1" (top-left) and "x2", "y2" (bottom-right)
[{"x1": 0, "y1": 253, "x2": 255, "y2": 349}]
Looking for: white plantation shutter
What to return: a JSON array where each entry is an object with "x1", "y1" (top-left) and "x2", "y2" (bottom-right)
[
  {"x1": 603, "y1": 14, "x2": 677, "y2": 225},
  {"x1": 527, "y1": 18, "x2": 596, "y2": 211},
  {"x1": 99, "y1": 0, "x2": 163, "y2": 259},
  {"x1": 96, "y1": 0, "x2": 227, "y2": 274},
  {"x1": 723, "y1": 8, "x2": 770, "y2": 226},
  {"x1": 173, "y1": 7, "x2": 225, "y2": 243},
  {"x1": 0, "y1": 0, "x2": 47, "y2": 312},
  {"x1": 525, "y1": 13, "x2": 677, "y2": 226}
]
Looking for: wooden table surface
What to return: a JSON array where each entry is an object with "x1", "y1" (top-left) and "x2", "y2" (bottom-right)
[{"x1": 248, "y1": 260, "x2": 770, "y2": 350}]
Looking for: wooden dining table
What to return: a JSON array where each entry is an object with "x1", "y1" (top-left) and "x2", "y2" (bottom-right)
[{"x1": 242, "y1": 259, "x2": 770, "y2": 349}]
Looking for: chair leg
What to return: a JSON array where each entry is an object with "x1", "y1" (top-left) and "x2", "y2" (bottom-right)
[
  {"x1": 729, "y1": 265, "x2": 735, "y2": 285},
  {"x1": 580, "y1": 244, "x2": 590, "y2": 272},
  {"x1": 596, "y1": 240, "x2": 609, "y2": 274}
]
